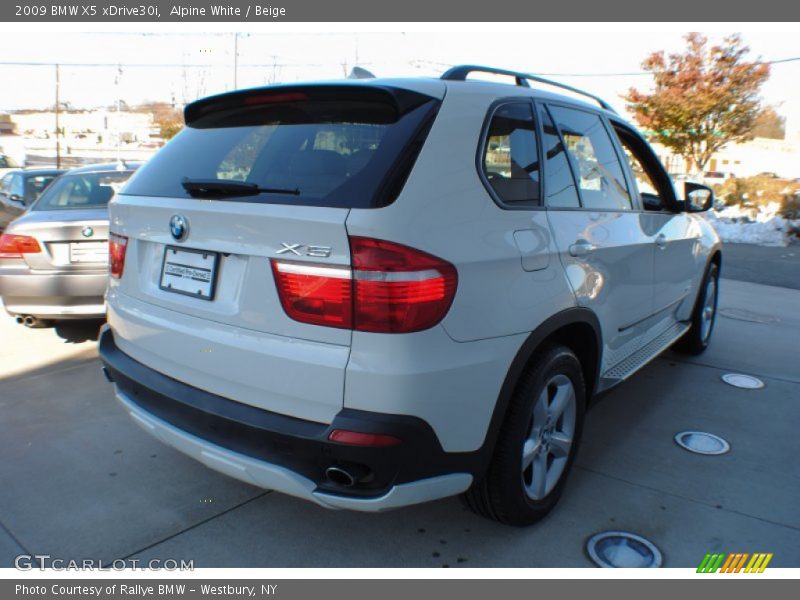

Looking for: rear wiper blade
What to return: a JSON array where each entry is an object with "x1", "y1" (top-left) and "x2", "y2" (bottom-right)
[{"x1": 181, "y1": 178, "x2": 300, "y2": 198}]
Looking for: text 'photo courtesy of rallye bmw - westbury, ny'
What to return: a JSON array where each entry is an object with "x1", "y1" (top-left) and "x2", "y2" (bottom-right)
[{"x1": 14, "y1": 585, "x2": 277, "y2": 597}]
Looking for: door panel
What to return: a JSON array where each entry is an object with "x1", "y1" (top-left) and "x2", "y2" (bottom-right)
[
  {"x1": 651, "y1": 212, "x2": 702, "y2": 315},
  {"x1": 541, "y1": 103, "x2": 656, "y2": 371},
  {"x1": 547, "y1": 209, "x2": 656, "y2": 369},
  {"x1": 607, "y1": 118, "x2": 697, "y2": 323}
]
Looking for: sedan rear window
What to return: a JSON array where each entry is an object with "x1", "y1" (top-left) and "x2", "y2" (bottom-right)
[
  {"x1": 33, "y1": 170, "x2": 134, "y2": 211},
  {"x1": 122, "y1": 85, "x2": 440, "y2": 208}
]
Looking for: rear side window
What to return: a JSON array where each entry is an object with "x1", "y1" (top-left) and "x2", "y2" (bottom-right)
[
  {"x1": 548, "y1": 106, "x2": 632, "y2": 210},
  {"x1": 539, "y1": 106, "x2": 580, "y2": 208},
  {"x1": 25, "y1": 175, "x2": 59, "y2": 204},
  {"x1": 481, "y1": 102, "x2": 540, "y2": 207},
  {"x1": 9, "y1": 174, "x2": 23, "y2": 198},
  {"x1": 123, "y1": 86, "x2": 440, "y2": 209},
  {"x1": 33, "y1": 171, "x2": 133, "y2": 211}
]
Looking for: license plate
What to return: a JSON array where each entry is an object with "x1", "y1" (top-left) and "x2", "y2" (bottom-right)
[
  {"x1": 159, "y1": 246, "x2": 219, "y2": 301},
  {"x1": 69, "y1": 242, "x2": 108, "y2": 263}
]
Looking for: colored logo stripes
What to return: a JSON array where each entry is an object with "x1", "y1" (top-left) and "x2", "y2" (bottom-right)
[{"x1": 697, "y1": 552, "x2": 773, "y2": 573}]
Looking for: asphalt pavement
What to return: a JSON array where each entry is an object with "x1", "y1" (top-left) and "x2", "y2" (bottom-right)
[
  {"x1": 719, "y1": 243, "x2": 800, "y2": 290},
  {"x1": 0, "y1": 275, "x2": 798, "y2": 568}
]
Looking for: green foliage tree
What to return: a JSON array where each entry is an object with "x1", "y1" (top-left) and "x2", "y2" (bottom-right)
[{"x1": 624, "y1": 33, "x2": 770, "y2": 174}]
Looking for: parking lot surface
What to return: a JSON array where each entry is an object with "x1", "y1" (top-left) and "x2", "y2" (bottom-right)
[{"x1": 0, "y1": 276, "x2": 798, "y2": 568}]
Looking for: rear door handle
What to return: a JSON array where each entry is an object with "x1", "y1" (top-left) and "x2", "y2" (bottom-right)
[
  {"x1": 655, "y1": 233, "x2": 668, "y2": 249},
  {"x1": 568, "y1": 239, "x2": 594, "y2": 258}
]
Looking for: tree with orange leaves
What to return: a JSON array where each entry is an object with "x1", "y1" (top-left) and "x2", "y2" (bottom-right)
[{"x1": 625, "y1": 33, "x2": 770, "y2": 174}]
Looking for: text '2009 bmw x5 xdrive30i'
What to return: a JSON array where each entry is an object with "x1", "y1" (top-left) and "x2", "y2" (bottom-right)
[{"x1": 99, "y1": 66, "x2": 721, "y2": 525}]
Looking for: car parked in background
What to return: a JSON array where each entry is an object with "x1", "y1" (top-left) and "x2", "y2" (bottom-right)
[
  {"x1": 0, "y1": 162, "x2": 140, "y2": 327},
  {"x1": 702, "y1": 171, "x2": 735, "y2": 186},
  {"x1": 0, "y1": 169, "x2": 65, "y2": 230}
]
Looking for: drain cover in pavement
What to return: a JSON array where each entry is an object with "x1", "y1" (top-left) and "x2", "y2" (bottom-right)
[
  {"x1": 719, "y1": 308, "x2": 778, "y2": 324},
  {"x1": 674, "y1": 431, "x2": 731, "y2": 455},
  {"x1": 586, "y1": 531, "x2": 663, "y2": 568},
  {"x1": 721, "y1": 373, "x2": 765, "y2": 389}
]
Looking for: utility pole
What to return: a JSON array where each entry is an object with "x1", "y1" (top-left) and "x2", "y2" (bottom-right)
[
  {"x1": 115, "y1": 65, "x2": 122, "y2": 167},
  {"x1": 55, "y1": 64, "x2": 61, "y2": 169},
  {"x1": 233, "y1": 32, "x2": 238, "y2": 89}
]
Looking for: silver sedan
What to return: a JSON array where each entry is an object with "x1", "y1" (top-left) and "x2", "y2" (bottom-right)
[{"x1": 0, "y1": 162, "x2": 140, "y2": 327}]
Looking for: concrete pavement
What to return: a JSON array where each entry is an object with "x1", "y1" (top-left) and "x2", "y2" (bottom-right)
[{"x1": 0, "y1": 278, "x2": 798, "y2": 568}]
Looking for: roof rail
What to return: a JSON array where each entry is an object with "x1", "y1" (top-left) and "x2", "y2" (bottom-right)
[{"x1": 441, "y1": 65, "x2": 617, "y2": 113}]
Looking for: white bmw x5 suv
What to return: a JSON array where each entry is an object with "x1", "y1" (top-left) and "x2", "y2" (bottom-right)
[{"x1": 100, "y1": 66, "x2": 721, "y2": 525}]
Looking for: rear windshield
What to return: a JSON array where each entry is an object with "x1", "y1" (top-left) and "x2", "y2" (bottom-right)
[
  {"x1": 32, "y1": 170, "x2": 134, "y2": 211},
  {"x1": 123, "y1": 86, "x2": 440, "y2": 208}
]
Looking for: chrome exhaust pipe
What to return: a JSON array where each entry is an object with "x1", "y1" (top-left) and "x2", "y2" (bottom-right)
[
  {"x1": 325, "y1": 466, "x2": 356, "y2": 488},
  {"x1": 18, "y1": 315, "x2": 51, "y2": 329}
]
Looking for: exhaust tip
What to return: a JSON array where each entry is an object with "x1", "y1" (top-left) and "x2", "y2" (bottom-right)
[
  {"x1": 101, "y1": 366, "x2": 114, "y2": 383},
  {"x1": 23, "y1": 316, "x2": 35, "y2": 327},
  {"x1": 325, "y1": 466, "x2": 356, "y2": 488},
  {"x1": 15, "y1": 316, "x2": 24, "y2": 325}
]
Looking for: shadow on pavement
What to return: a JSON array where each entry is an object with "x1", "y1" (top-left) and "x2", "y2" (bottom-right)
[{"x1": 53, "y1": 319, "x2": 105, "y2": 344}]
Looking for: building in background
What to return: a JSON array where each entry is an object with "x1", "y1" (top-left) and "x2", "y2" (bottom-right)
[{"x1": 649, "y1": 120, "x2": 800, "y2": 180}]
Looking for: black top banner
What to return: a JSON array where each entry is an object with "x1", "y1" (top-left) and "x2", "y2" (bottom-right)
[{"x1": 2, "y1": 0, "x2": 799, "y2": 22}]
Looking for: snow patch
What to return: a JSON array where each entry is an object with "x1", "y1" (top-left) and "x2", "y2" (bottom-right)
[{"x1": 706, "y1": 202, "x2": 800, "y2": 247}]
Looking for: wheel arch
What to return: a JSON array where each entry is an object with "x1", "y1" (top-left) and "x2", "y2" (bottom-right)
[{"x1": 472, "y1": 308, "x2": 602, "y2": 477}]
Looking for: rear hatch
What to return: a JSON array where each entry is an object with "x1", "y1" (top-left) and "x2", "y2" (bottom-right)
[{"x1": 113, "y1": 82, "x2": 443, "y2": 347}]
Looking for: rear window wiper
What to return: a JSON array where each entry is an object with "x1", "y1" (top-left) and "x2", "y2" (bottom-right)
[{"x1": 181, "y1": 178, "x2": 300, "y2": 198}]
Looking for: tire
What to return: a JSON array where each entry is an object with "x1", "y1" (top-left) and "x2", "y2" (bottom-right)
[
  {"x1": 674, "y1": 262, "x2": 719, "y2": 356},
  {"x1": 462, "y1": 345, "x2": 586, "y2": 526}
]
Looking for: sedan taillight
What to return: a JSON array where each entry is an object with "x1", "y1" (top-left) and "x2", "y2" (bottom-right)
[
  {"x1": 0, "y1": 234, "x2": 41, "y2": 259},
  {"x1": 109, "y1": 233, "x2": 128, "y2": 279},
  {"x1": 271, "y1": 237, "x2": 457, "y2": 334}
]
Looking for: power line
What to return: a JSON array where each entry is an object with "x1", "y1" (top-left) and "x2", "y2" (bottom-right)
[
  {"x1": 410, "y1": 57, "x2": 800, "y2": 78},
  {"x1": 0, "y1": 60, "x2": 333, "y2": 68},
  {"x1": 0, "y1": 56, "x2": 797, "y2": 75}
]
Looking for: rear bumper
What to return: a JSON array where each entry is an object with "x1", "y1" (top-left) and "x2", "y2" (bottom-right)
[
  {"x1": 0, "y1": 267, "x2": 106, "y2": 318},
  {"x1": 99, "y1": 326, "x2": 474, "y2": 510}
]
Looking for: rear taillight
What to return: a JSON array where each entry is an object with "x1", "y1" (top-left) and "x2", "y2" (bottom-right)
[
  {"x1": 109, "y1": 233, "x2": 128, "y2": 279},
  {"x1": 271, "y1": 261, "x2": 353, "y2": 328},
  {"x1": 350, "y1": 237, "x2": 458, "y2": 333},
  {"x1": 271, "y1": 237, "x2": 457, "y2": 334},
  {"x1": 0, "y1": 234, "x2": 41, "y2": 258}
]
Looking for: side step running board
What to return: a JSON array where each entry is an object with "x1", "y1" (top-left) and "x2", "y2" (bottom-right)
[{"x1": 599, "y1": 321, "x2": 691, "y2": 391}]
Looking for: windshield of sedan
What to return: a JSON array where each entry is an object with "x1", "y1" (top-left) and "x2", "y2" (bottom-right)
[{"x1": 32, "y1": 170, "x2": 134, "y2": 211}]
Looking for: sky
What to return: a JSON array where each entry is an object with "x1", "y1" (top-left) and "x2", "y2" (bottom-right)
[{"x1": 0, "y1": 27, "x2": 798, "y2": 135}]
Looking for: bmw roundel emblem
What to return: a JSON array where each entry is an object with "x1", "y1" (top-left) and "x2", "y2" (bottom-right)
[
  {"x1": 169, "y1": 214, "x2": 189, "y2": 241},
  {"x1": 81, "y1": 226, "x2": 94, "y2": 238}
]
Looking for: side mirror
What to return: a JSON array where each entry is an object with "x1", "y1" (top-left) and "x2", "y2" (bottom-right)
[{"x1": 684, "y1": 182, "x2": 714, "y2": 212}]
